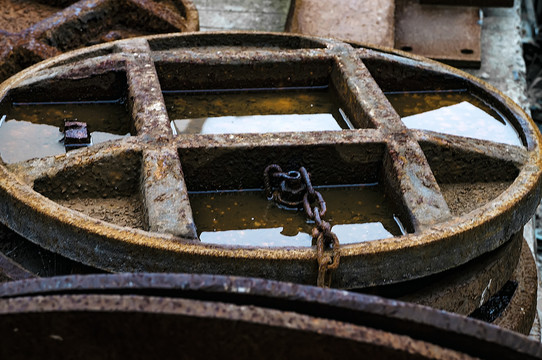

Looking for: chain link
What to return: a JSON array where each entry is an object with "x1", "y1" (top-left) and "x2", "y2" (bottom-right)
[
  {"x1": 264, "y1": 164, "x2": 283, "y2": 199},
  {"x1": 303, "y1": 191, "x2": 326, "y2": 220},
  {"x1": 264, "y1": 164, "x2": 340, "y2": 287}
]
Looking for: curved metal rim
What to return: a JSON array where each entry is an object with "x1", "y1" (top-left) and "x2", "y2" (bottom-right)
[
  {"x1": 493, "y1": 234, "x2": 539, "y2": 334},
  {"x1": 1, "y1": 272, "x2": 541, "y2": 359},
  {"x1": 0, "y1": 31, "x2": 540, "y2": 287}
]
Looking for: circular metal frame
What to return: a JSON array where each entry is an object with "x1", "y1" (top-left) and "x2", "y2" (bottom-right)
[{"x1": 0, "y1": 32, "x2": 540, "y2": 288}]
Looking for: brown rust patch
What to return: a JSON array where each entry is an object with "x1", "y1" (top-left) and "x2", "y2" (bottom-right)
[
  {"x1": 56, "y1": 195, "x2": 145, "y2": 229},
  {"x1": 31, "y1": 150, "x2": 141, "y2": 199},
  {"x1": 0, "y1": 1, "x2": 63, "y2": 34},
  {"x1": 441, "y1": 182, "x2": 511, "y2": 216}
]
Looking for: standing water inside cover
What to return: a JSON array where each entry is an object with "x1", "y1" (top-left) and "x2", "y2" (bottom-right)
[
  {"x1": 385, "y1": 91, "x2": 522, "y2": 146},
  {"x1": 190, "y1": 184, "x2": 405, "y2": 247},
  {"x1": 165, "y1": 86, "x2": 353, "y2": 135},
  {"x1": 0, "y1": 100, "x2": 131, "y2": 163}
]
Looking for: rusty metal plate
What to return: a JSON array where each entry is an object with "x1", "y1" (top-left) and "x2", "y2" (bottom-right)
[
  {"x1": 0, "y1": 273, "x2": 541, "y2": 359},
  {"x1": 285, "y1": 0, "x2": 395, "y2": 47},
  {"x1": 395, "y1": 0, "x2": 482, "y2": 67},
  {"x1": 0, "y1": 0, "x2": 199, "y2": 83},
  {"x1": 0, "y1": 32, "x2": 540, "y2": 291}
]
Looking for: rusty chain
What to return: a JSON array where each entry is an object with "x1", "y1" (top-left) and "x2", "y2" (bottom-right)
[{"x1": 264, "y1": 164, "x2": 340, "y2": 287}]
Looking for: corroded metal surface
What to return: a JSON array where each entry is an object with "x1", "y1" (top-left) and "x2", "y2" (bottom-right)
[
  {"x1": 0, "y1": 236, "x2": 534, "y2": 334},
  {"x1": 0, "y1": 252, "x2": 35, "y2": 282},
  {"x1": 0, "y1": 273, "x2": 541, "y2": 359},
  {"x1": 286, "y1": 0, "x2": 482, "y2": 67},
  {"x1": 493, "y1": 235, "x2": 539, "y2": 334},
  {"x1": 0, "y1": 0, "x2": 199, "y2": 83},
  {"x1": 285, "y1": 0, "x2": 395, "y2": 47},
  {"x1": 395, "y1": 0, "x2": 482, "y2": 67},
  {"x1": 0, "y1": 217, "x2": 525, "y2": 319},
  {"x1": 395, "y1": 231, "x2": 523, "y2": 316},
  {"x1": 0, "y1": 32, "x2": 540, "y2": 291},
  {"x1": 0, "y1": 224, "x2": 100, "y2": 281}
]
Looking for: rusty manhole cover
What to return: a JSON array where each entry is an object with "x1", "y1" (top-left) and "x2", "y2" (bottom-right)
[
  {"x1": 0, "y1": 0, "x2": 199, "y2": 83},
  {"x1": 0, "y1": 32, "x2": 540, "y2": 291},
  {"x1": 1, "y1": 273, "x2": 541, "y2": 359}
]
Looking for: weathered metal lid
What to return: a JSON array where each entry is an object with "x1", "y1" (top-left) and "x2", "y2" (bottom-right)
[
  {"x1": 0, "y1": 273, "x2": 540, "y2": 359},
  {"x1": 0, "y1": 32, "x2": 540, "y2": 290}
]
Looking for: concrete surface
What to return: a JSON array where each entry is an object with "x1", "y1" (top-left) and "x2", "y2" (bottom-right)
[
  {"x1": 193, "y1": 0, "x2": 289, "y2": 32},
  {"x1": 464, "y1": 1, "x2": 540, "y2": 340},
  {"x1": 466, "y1": 4, "x2": 529, "y2": 110}
]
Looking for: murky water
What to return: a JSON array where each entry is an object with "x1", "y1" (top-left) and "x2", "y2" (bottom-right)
[
  {"x1": 165, "y1": 86, "x2": 353, "y2": 135},
  {"x1": 190, "y1": 184, "x2": 405, "y2": 247},
  {"x1": 0, "y1": 100, "x2": 130, "y2": 163},
  {"x1": 385, "y1": 90, "x2": 522, "y2": 146}
]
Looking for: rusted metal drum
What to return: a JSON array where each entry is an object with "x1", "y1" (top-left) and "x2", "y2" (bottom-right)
[
  {"x1": 0, "y1": 32, "x2": 539, "y2": 298},
  {"x1": 0, "y1": 273, "x2": 541, "y2": 359},
  {"x1": 0, "y1": 0, "x2": 199, "y2": 83}
]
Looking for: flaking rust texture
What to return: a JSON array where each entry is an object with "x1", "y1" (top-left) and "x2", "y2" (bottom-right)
[
  {"x1": 0, "y1": 0, "x2": 199, "y2": 83},
  {"x1": 0, "y1": 33, "x2": 540, "y2": 297}
]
